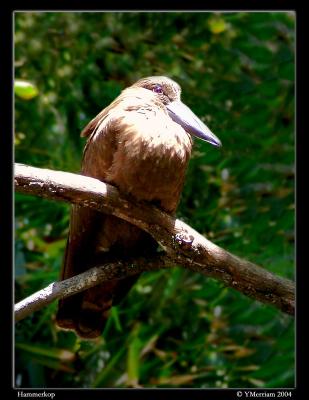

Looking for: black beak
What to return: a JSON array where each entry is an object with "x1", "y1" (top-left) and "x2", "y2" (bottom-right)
[{"x1": 166, "y1": 101, "x2": 222, "y2": 147}]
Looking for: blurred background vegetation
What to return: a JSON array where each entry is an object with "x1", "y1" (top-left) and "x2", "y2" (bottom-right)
[{"x1": 14, "y1": 12, "x2": 295, "y2": 388}]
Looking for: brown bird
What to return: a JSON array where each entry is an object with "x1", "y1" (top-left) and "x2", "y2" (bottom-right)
[{"x1": 56, "y1": 76, "x2": 221, "y2": 338}]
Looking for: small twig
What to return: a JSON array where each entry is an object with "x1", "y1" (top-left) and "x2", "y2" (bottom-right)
[{"x1": 14, "y1": 163, "x2": 295, "y2": 318}]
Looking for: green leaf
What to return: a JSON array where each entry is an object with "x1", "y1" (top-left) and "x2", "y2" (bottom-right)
[
  {"x1": 208, "y1": 16, "x2": 228, "y2": 34},
  {"x1": 92, "y1": 347, "x2": 126, "y2": 387},
  {"x1": 127, "y1": 324, "x2": 142, "y2": 387},
  {"x1": 15, "y1": 80, "x2": 39, "y2": 100},
  {"x1": 16, "y1": 342, "x2": 75, "y2": 362}
]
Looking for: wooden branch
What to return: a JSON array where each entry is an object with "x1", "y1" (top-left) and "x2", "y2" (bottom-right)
[
  {"x1": 14, "y1": 163, "x2": 295, "y2": 317},
  {"x1": 15, "y1": 256, "x2": 172, "y2": 322}
]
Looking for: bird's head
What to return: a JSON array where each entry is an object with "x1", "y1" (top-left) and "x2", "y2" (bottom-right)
[{"x1": 132, "y1": 76, "x2": 222, "y2": 147}]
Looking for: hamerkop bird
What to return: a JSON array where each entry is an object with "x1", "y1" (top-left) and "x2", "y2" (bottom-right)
[{"x1": 56, "y1": 76, "x2": 221, "y2": 338}]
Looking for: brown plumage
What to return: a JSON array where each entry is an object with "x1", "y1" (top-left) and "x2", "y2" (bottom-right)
[{"x1": 56, "y1": 76, "x2": 221, "y2": 338}]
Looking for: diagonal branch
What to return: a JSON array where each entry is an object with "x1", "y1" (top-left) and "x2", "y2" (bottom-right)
[
  {"x1": 15, "y1": 256, "x2": 173, "y2": 322},
  {"x1": 14, "y1": 163, "x2": 295, "y2": 318}
]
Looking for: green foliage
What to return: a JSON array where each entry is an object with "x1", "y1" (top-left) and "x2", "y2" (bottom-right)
[{"x1": 15, "y1": 12, "x2": 295, "y2": 388}]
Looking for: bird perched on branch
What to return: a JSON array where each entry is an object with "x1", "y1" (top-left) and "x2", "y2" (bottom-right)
[{"x1": 56, "y1": 76, "x2": 221, "y2": 338}]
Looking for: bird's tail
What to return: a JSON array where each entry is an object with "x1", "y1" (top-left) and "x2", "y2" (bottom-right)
[
  {"x1": 57, "y1": 276, "x2": 140, "y2": 338},
  {"x1": 56, "y1": 207, "x2": 146, "y2": 338}
]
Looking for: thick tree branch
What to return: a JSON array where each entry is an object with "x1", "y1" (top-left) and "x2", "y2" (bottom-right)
[{"x1": 14, "y1": 163, "x2": 295, "y2": 318}]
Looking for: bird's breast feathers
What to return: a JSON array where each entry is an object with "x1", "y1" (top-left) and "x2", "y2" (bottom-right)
[{"x1": 82, "y1": 87, "x2": 193, "y2": 210}]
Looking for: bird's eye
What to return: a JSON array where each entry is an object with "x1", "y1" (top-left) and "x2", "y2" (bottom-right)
[{"x1": 152, "y1": 84, "x2": 163, "y2": 94}]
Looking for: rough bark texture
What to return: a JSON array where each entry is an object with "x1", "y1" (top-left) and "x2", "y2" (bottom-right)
[{"x1": 14, "y1": 163, "x2": 295, "y2": 317}]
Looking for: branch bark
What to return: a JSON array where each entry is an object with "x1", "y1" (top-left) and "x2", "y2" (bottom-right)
[
  {"x1": 14, "y1": 163, "x2": 295, "y2": 319},
  {"x1": 15, "y1": 256, "x2": 172, "y2": 322}
]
